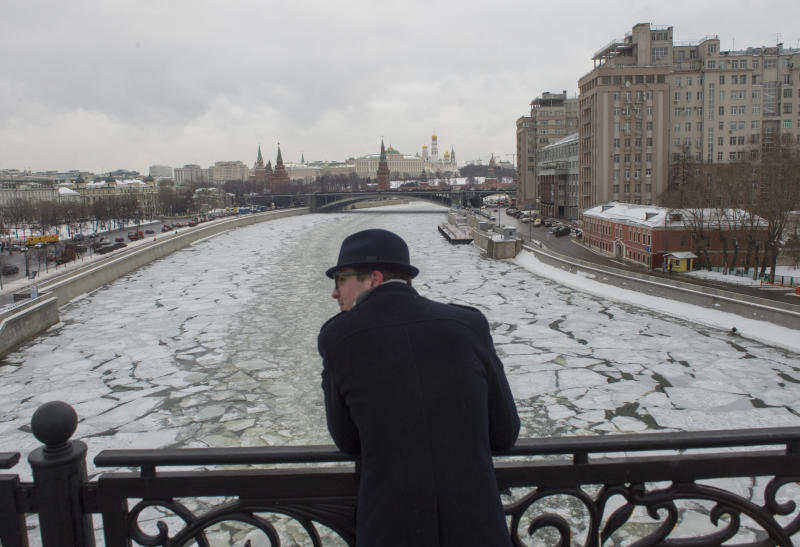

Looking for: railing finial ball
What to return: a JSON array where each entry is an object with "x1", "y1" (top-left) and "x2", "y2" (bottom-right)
[{"x1": 31, "y1": 401, "x2": 78, "y2": 447}]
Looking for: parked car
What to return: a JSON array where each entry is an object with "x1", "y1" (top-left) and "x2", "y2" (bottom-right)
[
  {"x1": 553, "y1": 225, "x2": 571, "y2": 237},
  {"x1": 114, "y1": 237, "x2": 125, "y2": 243},
  {"x1": 1, "y1": 264, "x2": 19, "y2": 275},
  {"x1": 145, "y1": 229, "x2": 155, "y2": 234}
]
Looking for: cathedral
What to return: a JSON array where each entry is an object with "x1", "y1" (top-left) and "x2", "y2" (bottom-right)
[{"x1": 421, "y1": 130, "x2": 457, "y2": 173}]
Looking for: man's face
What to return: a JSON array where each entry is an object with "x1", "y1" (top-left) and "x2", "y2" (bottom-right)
[{"x1": 331, "y1": 269, "x2": 374, "y2": 312}]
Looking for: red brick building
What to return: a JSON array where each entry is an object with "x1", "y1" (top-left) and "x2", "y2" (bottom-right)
[{"x1": 581, "y1": 202, "x2": 768, "y2": 270}]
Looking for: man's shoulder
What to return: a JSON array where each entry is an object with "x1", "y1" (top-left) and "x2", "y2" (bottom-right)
[{"x1": 446, "y1": 302, "x2": 482, "y2": 314}]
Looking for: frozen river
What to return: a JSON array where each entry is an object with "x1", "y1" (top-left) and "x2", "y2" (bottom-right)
[{"x1": 2, "y1": 202, "x2": 800, "y2": 474}]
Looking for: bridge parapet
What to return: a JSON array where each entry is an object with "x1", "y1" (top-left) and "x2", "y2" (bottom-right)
[{"x1": 3, "y1": 401, "x2": 800, "y2": 546}]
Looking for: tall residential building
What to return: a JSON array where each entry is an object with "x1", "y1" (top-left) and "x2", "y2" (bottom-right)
[
  {"x1": 579, "y1": 23, "x2": 800, "y2": 209},
  {"x1": 516, "y1": 92, "x2": 578, "y2": 210},
  {"x1": 537, "y1": 133, "x2": 580, "y2": 220},
  {"x1": 516, "y1": 116, "x2": 535, "y2": 207},
  {"x1": 578, "y1": 24, "x2": 673, "y2": 209}
]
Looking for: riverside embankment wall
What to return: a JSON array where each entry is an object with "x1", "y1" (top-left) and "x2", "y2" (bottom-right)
[
  {"x1": 0, "y1": 208, "x2": 309, "y2": 358},
  {"x1": 523, "y1": 241, "x2": 800, "y2": 330}
]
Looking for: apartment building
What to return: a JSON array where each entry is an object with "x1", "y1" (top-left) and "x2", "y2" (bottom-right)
[
  {"x1": 579, "y1": 23, "x2": 800, "y2": 210},
  {"x1": 578, "y1": 24, "x2": 672, "y2": 210},
  {"x1": 518, "y1": 92, "x2": 578, "y2": 212},
  {"x1": 516, "y1": 116, "x2": 535, "y2": 207},
  {"x1": 536, "y1": 133, "x2": 580, "y2": 220}
]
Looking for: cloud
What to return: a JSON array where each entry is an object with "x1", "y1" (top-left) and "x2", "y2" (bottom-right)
[{"x1": 1, "y1": 0, "x2": 799, "y2": 172}]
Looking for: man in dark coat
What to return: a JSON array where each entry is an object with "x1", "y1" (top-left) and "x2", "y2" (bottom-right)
[{"x1": 318, "y1": 228, "x2": 520, "y2": 546}]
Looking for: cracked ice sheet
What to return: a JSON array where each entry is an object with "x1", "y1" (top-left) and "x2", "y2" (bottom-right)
[{"x1": 1, "y1": 203, "x2": 799, "y2": 484}]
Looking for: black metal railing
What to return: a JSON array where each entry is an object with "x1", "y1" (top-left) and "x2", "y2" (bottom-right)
[{"x1": 3, "y1": 401, "x2": 800, "y2": 546}]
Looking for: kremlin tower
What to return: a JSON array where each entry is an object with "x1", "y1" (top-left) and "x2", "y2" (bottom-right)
[
  {"x1": 269, "y1": 144, "x2": 290, "y2": 193},
  {"x1": 484, "y1": 154, "x2": 499, "y2": 189},
  {"x1": 376, "y1": 138, "x2": 391, "y2": 190},
  {"x1": 251, "y1": 145, "x2": 268, "y2": 187}
]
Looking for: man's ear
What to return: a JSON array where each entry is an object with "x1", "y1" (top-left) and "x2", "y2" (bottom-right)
[{"x1": 370, "y1": 270, "x2": 384, "y2": 286}]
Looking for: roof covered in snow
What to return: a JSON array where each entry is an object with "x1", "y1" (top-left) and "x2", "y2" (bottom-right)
[{"x1": 582, "y1": 201, "x2": 766, "y2": 229}]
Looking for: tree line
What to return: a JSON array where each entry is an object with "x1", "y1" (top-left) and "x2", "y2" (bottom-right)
[
  {"x1": 660, "y1": 144, "x2": 800, "y2": 283},
  {"x1": 0, "y1": 195, "x2": 147, "y2": 240}
]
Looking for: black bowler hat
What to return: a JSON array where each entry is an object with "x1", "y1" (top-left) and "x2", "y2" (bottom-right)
[{"x1": 326, "y1": 229, "x2": 419, "y2": 279}]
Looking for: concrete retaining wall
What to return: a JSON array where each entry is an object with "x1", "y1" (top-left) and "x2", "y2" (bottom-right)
[
  {"x1": 473, "y1": 230, "x2": 523, "y2": 259},
  {"x1": 0, "y1": 297, "x2": 59, "y2": 358},
  {"x1": 0, "y1": 209, "x2": 309, "y2": 358},
  {"x1": 524, "y1": 242, "x2": 800, "y2": 330}
]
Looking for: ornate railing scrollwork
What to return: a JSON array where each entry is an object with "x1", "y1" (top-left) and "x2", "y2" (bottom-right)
[
  {"x1": 123, "y1": 496, "x2": 356, "y2": 547},
  {"x1": 501, "y1": 477, "x2": 800, "y2": 546},
  {"x1": 5, "y1": 401, "x2": 800, "y2": 546}
]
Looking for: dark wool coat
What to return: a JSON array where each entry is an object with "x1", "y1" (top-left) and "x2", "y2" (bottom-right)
[{"x1": 318, "y1": 282, "x2": 520, "y2": 547}]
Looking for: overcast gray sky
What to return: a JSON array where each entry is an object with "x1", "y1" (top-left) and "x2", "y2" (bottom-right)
[{"x1": 2, "y1": 0, "x2": 798, "y2": 174}]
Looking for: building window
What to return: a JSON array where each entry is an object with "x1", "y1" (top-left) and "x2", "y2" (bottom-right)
[
  {"x1": 719, "y1": 75, "x2": 725, "y2": 84},
  {"x1": 719, "y1": 106, "x2": 725, "y2": 116},
  {"x1": 652, "y1": 47, "x2": 668, "y2": 62},
  {"x1": 784, "y1": 103, "x2": 793, "y2": 114},
  {"x1": 717, "y1": 151, "x2": 723, "y2": 161}
]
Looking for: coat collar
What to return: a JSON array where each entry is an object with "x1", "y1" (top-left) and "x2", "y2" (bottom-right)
[{"x1": 354, "y1": 279, "x2": 416, "y2": 308}]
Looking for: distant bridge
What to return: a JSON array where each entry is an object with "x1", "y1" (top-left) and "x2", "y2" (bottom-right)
[{"x1": 250, "y1": 189, "x2": 515, "y2": 212}]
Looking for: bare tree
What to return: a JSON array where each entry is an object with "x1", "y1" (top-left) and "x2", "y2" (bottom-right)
[{"x1": 752, "y1": 144, "x2": 800, "y2": 283}]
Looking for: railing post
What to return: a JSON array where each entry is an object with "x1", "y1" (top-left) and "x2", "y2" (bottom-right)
[{"x1": 27, "y1": 401, "x2": 95, "y2": 547}]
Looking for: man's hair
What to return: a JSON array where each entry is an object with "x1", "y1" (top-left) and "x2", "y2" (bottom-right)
[{"x1": 354, "y1": 267, "x2": 413, "y2": 285}]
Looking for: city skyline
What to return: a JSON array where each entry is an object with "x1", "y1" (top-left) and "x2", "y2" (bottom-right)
[{"x1": 2, "y1": 0, "x2": 799, "y2": 173}]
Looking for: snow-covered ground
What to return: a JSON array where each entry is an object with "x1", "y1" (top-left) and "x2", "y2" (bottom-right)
[
  {"x1": 686, "y1": 265, "x2": 800, "y2": 287},
  {"x1": 2, "y1": 202, "x2": 798, "y2": 544}
]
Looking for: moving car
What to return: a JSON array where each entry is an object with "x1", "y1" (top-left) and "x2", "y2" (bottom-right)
[{"x1": 1, "y1": 264, "x2": 19, "y2": 275}]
